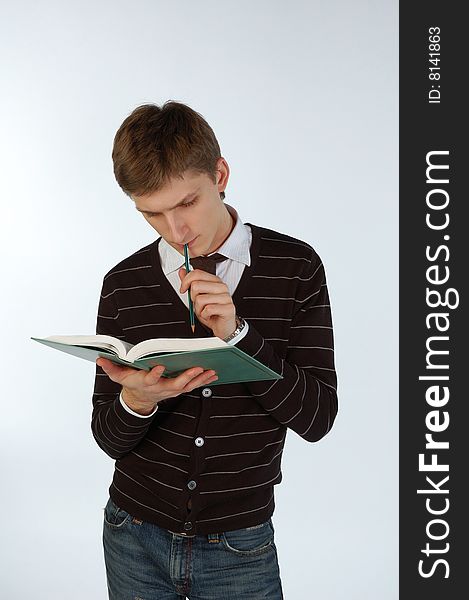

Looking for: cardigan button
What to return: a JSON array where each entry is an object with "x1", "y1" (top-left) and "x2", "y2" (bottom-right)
[
  {"x1": 187, "y1": 480, "x2": 197, "y2": 490},
  {"x1": 183, "y1": 521, "x2": 193, "y2": 531},
  {"x1": 202, "y1": 388, "x2": 212, "y2": 398},
  {"x1": 195, "y1": 437, "x2": 204, "y2": 447}
]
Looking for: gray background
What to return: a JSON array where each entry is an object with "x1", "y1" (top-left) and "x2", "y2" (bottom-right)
[{"x1": 1, "y1": 1, "x2": 398, "y2": 598}]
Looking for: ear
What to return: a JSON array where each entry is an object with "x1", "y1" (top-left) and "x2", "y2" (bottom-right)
[{"x1": 216, "y1": 157, "x2": 230, "y2": 196}]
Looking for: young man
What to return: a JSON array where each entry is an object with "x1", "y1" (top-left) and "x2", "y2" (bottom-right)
[{"x1": 92, "y1": 101, "x2": 338, "y2": 599}]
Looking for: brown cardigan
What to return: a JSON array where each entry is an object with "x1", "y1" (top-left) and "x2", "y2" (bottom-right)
[{"x1": 91, "y1": 222, "x2": 338, "y2": 535}]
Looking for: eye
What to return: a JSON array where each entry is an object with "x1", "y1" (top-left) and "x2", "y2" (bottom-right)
[
  {"x1": 144, "y1": 198, "x2": 196, "y2": 218},
  {"x1": 182, "y1": 199, "x2": 196, "y2": 208}
]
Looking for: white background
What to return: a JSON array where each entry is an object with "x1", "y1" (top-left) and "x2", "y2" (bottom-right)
[{"x1": 1, "y1": 1, "x2": 397, "y2": 598}]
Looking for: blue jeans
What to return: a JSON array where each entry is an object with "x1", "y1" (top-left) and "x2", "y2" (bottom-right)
[{"x1": 102, "y1": 496, "x2": 284, "y2": 599}]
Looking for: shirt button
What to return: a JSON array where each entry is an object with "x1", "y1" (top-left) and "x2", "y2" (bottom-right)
[
  {"x1": 195, "y1": 437, "x2": 205, "y2": 447},
  {"x1": 187, "y1": 480, "x2": 197, "y2": 490},
  {"x1": 202, "y1": 387, "x2": 212, "y2": 398},
  {"x1": 184, "y1": 521, "x2": 193, "y2": 531}
]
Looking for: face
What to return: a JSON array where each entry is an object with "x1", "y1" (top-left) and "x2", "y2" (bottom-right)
[{"x1": 133, "y1": 158, "x2": 232, "y2": 257}]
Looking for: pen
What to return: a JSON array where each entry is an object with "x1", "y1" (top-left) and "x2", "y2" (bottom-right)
[{"x1": 183, "y1": 243, "x2": 196, "y2": 333}]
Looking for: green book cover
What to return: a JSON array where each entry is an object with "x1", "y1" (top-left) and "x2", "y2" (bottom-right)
[{"x1": 31, "y1": 335, "x2": 282, "y2": 386}]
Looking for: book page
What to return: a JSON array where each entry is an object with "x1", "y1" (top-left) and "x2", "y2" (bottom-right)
[
  {"x1": 40, "y1": 334, "x2": 132, "y2": 359},
  {"x1": 127, "y1": 336, "x2": 228, "y2": 362}
]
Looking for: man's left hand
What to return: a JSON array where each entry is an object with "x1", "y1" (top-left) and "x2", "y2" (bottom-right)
[{"x1": 178, "y1": 267, "x2": 237, "y2": 339}]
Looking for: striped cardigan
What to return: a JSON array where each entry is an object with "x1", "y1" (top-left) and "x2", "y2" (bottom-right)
[{"x1": 92, "y1": 222, "x2": 338, "y2": 535}]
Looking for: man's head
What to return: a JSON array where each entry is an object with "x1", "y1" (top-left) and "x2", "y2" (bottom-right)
[{"x1": 112, "y1": 101, "x2": 233, "y2": 256}]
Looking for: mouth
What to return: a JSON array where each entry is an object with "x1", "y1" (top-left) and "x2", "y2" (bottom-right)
[{"x1": 178, "y1": 236, "x2": 198, "y2": 249}]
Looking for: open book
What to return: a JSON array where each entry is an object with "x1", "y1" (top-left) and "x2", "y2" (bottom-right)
[{"x1": 31, "y1": 334, "x2": 282, "y2": 386}]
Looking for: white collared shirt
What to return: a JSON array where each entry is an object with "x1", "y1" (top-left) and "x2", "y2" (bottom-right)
[{"x1": 120, "y1": 202, "x2": 252, "y2": 418}]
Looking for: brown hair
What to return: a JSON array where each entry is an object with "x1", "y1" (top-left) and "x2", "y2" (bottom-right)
[{"x1": 112, "y1": 100, "x2": 225, "y2": 199}]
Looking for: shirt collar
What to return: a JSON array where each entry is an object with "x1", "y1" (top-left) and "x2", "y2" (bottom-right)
[{"x1": 158, "y1": 203, "x2": 251, "y2": 276}]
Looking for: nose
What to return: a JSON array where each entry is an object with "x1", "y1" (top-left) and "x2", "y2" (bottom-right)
[{"x1": 165, "y1": 214, "x2": 189, "y2": 244}]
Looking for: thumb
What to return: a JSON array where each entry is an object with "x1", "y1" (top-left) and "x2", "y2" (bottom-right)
[{"x1": 178, "y1": 267, "x2": 187, "y2": 281}]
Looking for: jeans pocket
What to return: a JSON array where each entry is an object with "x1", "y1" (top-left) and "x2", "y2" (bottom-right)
[
  {"x1": 103, "y1": 496, "x2": 131, "y2": 529},
  {"x1": 221, "y1": 519, "x2": 274, "y2": 556}
]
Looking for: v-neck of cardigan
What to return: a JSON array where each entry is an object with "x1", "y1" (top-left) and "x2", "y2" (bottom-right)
[{"x1": 149, "y1": 222, "x2": 261, "y2": 320}]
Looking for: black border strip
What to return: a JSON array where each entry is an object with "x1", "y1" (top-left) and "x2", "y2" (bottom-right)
[{"x1": 400, "y1": 3, "x2": 466, "y2": 596}]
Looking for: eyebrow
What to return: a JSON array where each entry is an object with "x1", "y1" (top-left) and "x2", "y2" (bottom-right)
[{"x1": 135, "y1": 190, "x2": 199, "y2": 216}]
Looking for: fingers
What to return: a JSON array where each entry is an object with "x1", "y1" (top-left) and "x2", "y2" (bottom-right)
[
  {"x1": 193, "y1": 294, "x2": 232, "y2": 317},
  {"x1": 180, "y1": 272, "x2": 224, "y2": 295},
  {"x1": 183, "y1": 369, "x2": 218, "y2": 391},
  {"x1": 96, "y1": 357, "x2": 164, "y2": 387},
  {"x1": 97, "y1": 357, "x2": 218, "y2": 398},
  {"x1": 96, "y1": 357, "x2": 147, "y2": 385},
  {"x1": 170, "y1": 367, "x2": 218, "y2": 392},
  {"x1": 143, "y1": 364, "x2": 166, "y2": 386},
  {"x1": 193, "y1": 291, "x2": 231, "y2": 305}
]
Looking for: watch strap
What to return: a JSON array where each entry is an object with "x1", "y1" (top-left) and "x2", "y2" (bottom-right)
[{"x1": 222, "y1": 316, "x2": 246, "y2": 343}]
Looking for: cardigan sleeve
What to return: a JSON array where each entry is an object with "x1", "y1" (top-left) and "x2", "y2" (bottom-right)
[
  {"x1": 234, "y1": 250, "x2": 338, "y2": 442},
  {"x1": 90, "y1": 277, "x2": 158, "y2": 460}
]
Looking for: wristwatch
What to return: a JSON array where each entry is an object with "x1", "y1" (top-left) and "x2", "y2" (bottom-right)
[{"x1": 222, "y1": 316, "x2": 246, "y2": 343}]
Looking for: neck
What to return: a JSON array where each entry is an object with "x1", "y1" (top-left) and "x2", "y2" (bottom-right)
[{"x1": 205, "y1": 205, "x2": 234, "y2": 255}]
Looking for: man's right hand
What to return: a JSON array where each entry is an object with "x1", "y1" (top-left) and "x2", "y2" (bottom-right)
[{"x1": 96, "y1": 358, "x2": 218, "y2": 415}]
